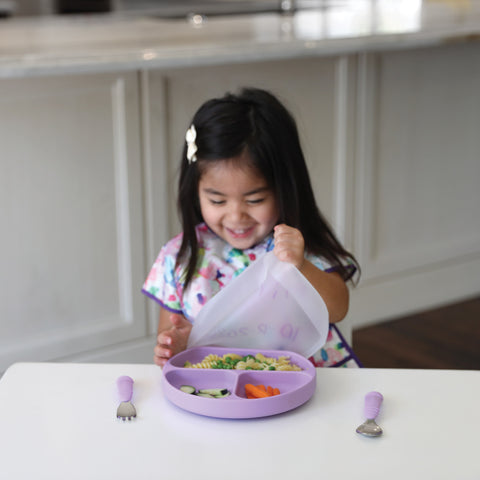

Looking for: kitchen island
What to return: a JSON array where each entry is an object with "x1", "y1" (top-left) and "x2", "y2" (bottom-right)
[
  {"x1": 1, "y1": 1, "x2": 480, "y2": 76},
  {"x1": 1, "y1": 1, "x2": 480, "y2": 370}
]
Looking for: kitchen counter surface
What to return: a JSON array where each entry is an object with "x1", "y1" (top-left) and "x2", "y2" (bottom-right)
[
  {"x1": 1, "y1": 0, "x2": 480, "y2": 77},
  {"x1": 0, "y1": 362, "x2": 479, "y2": 479}
]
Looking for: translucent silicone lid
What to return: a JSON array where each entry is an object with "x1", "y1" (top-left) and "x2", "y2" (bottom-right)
[{"x1": 187, "y1": 252, "x2": 329, "y2": 358}]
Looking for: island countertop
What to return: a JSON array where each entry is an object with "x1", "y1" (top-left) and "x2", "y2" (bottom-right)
[{"x1": 1, "y1": 0, "x2": 480, "y2": 78}]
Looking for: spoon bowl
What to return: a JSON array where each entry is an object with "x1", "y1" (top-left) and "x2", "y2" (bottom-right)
[
  {"x1": 356, "y1": 391, "x2": 383, "y2": 437},
  {"x1": 356, "y1": 418, "x2": 383, "y2": 437}
]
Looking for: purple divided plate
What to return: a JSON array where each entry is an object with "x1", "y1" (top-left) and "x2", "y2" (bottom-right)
[{"x1": 162, "y1": 346, "x2": 316, "y2": 419}]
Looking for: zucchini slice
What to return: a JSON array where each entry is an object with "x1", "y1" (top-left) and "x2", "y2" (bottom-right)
[
  {"x1": 213, "y1": 391, "x2": 231, "y2": 398},
  {"x1": 180, "y1": 385, "x2": 196, "y2": 394},
  {"x1": 198, "y1": 388, "x2": 229, "y2": 396},
  {"x1": 195, "y1": 392, "x2": 215, "y2": 398}
]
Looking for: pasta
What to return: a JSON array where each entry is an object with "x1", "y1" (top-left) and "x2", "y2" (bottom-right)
[{"x1": 184, "y1": 352, "x2": 302, "y2": 371}]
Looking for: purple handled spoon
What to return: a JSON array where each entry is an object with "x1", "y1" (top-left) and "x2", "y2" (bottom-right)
[{"x1": 356, "y1": 391, "x2": 383, "y2": 437}]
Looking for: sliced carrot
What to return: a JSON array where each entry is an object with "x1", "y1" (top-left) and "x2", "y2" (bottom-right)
[
  {"x1": 245, "y1": 383, "x2": 281, "y2": 399},
  {"x1": 245, "y1": 383, "x2": 269, "y2": 398}
]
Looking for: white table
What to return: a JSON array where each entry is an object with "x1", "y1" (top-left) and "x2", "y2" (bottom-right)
[{"x1": 0, "y1": 362, "x2": 478, "y2": 480}]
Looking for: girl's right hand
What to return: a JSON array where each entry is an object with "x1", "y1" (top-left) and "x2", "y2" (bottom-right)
[{"x1": 154, "y1": 311, "x2": 192, "y2": 367}]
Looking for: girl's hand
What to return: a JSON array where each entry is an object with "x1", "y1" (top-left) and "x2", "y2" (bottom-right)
[
  {"x1": 154, "y1": 311, "x2": 192, "y2": 367},
  {"x1": 274, "y1": 224, "x2": 350, "y2": 324},
  {"x1": 273, "y1": 224, "x2": 305, "y2": 269}
]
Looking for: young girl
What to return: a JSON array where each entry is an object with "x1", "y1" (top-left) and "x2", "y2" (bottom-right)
[{"x1": 143, "y1": 87, "x2": 361, "y2": 368}]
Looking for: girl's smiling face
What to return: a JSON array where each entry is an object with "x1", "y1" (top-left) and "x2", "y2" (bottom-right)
[{"x1": 198, "y1": 154, "x2": 279, "y2": 250}]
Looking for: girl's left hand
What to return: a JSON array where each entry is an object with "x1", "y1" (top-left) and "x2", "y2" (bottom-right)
[
  {"x1": 273, "y1": 224, "x2": 305, "y2": 269},
  {"x1": 155, "y1": 312, "x2": 192, "y2": 367}
]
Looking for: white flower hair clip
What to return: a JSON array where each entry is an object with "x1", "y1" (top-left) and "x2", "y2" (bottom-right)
[{"x1": 185, "y1": 124, "x2": 198, "y2": 163}]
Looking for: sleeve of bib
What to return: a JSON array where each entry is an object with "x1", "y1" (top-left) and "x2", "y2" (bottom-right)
[
  {"x1": 142, "y1": 240, "x2": 184, "y2": 314},
  {"x1": 306, "y1": 251, "x2": 357, "y2": 279},
  {"x1": 305, "y1": 251, "x2": 334, "y2": 272}
]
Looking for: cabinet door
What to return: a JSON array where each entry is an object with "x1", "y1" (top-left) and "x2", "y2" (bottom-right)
[
  {"x1": 0, "y1": 72, "x2": 146, "y2": 370},
  {"x1": 157, "y1": 58, "x2": 341, "y2": 235},
  {"x1": 350, "y1": 44, "x2": 480, "y2": 326}
]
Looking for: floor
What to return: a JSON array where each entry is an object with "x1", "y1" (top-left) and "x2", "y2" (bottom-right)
[{"x1": 351, "y1": 295, "x2": 480, "y2": 370}]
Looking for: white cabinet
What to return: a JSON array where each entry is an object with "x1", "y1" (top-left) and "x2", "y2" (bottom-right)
[
  {"x1": 0, "y1": 72, "x2": 150, "y2": 371},
  {"x1": 350, "y1": 44, "x2": 480, "y2": 327},
  {"x1": 149, "y1": 57, "x2": 344, "y2": 237}
]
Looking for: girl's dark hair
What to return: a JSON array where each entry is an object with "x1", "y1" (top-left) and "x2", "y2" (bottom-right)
[{"x1": 176, "y1": 87, "x2": 360, "y2": 287}]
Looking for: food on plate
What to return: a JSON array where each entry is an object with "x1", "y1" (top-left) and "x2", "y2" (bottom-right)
[
  {"x1": 179, "y1": 385, "x2": 196, "y2": 394},
  {"x1": 179, "y1": 385, "x2": 231, "y2": 398},
  {"x1": 184, "y1": 352, "x2": 302, "y2": 371},
  {"x1": 245, "y1": 384, "x2": 281, "y2": 399}
]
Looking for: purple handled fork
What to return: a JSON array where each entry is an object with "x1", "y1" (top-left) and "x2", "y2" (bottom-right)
[{"x1": 116, "y1": 376, "x2": 137, "y2": 421}]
